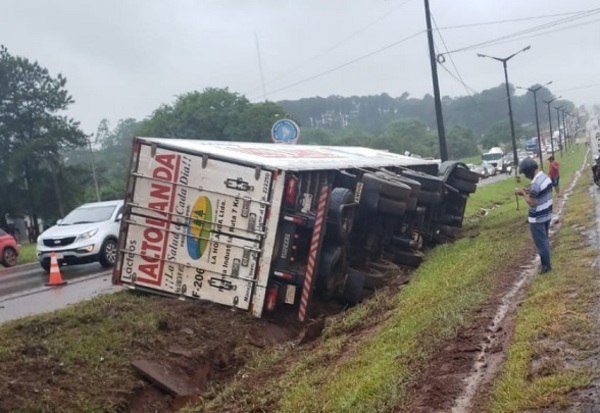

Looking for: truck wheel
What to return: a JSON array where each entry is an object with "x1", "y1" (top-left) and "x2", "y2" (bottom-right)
[
  {"x1": 335, "y1": 170, "x2": 359, "y2": 190},
  {"x1": 451, "y1": 166, "x2": 480, "y2": 183},
  {"x1": 406, "y1": 196, "x2": 418, "y2": 211},
  {"x1": 342, "y1": 267, "x2": 366, "y2": 304},
  {"x1": 326, "y1": 188, "x2": 356, "y2": 244},
  {"x1": 318, "y1": 247, "x2": 346, "y2": 300},
  {"x1": 367, "y1": 258, "x2": 399, "y2": 273},
  {"x1": 99, "y1": 239, "x2": 118, "y2": 268},
  {"x1": 440, "y1": 214, "x2": 463, "y2": 226},
  {"x1": 416, "y1": 190, "x2": 442, "y2": 204},
  {"x1": 362, "y1": 173, "x2": 411, "y2": 200},
  {"x1": 377, "y1": 197, "x2": 407, "y2": 216},
  {"x1": 447, "y1": 177, "x2": 477, "y2": 194},
  {"x1": 400, "y1": 169, "x2": 443, "y2": 192},
  {"x1": 363, "y1": 265, "x2": 385, "y2": 290},
  {"x1": 384, "y1": 248, "x2": 425, "y2": 267},
  {"x1": 375, "y1": 171, "x2": 421, "y2": 197},
  {"x1": 1, "y1": 247, "x2": 17, "y2": 267}
]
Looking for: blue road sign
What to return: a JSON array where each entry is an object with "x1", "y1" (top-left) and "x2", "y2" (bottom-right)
[{"x1": 271, "y1": 119, "x2": 300, "y2": 144}]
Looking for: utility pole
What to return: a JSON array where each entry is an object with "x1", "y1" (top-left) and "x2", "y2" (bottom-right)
[
  {"x1": 542, "y1": 97, "x2": 560, "y2": 156},
  {"x1": 555, "y1": 105, "x2": 564, "y2": 158},
  {"x1": 518, "y1": 81, "x2": 552, "y2": 171},
  {"x1": 423, "y1": 0, "x2": 448, "y2": 161},
  {"x1": 478, "y1": 46, "x2": 531, "y2": 176},
  {"x1": 561, "y1": 109, "x2": 568, "y2": 151}
]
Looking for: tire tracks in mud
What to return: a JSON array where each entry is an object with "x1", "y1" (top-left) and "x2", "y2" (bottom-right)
[{"x1": 407, "y1": 152, "x2": 589, "y2": 413}]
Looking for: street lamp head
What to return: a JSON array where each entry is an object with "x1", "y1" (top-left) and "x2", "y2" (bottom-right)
[{"x1": 522, "y1": 45, "x2": 532, "y2": 52}]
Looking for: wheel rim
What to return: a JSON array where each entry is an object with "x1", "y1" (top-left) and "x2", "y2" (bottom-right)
[
  {"x1": 105, "y1": 242, "x2": 117, "y2": 264},
  {"x1": 4, "y1": 250, "x2": 16, "y2": 266}
]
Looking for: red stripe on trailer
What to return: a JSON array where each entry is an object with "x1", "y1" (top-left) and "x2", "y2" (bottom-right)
[{"x1": 298, "y1": 185, "x2": 329, "y2": 322}]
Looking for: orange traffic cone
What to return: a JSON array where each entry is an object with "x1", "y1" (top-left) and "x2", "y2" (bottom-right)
[{"x1": 45, "y1": 252, "x2": 67, "y2": 287}]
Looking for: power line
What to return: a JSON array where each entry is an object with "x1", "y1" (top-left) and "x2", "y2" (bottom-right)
[
  {"x1": 441, "y1": 9, "x2": 600, "y2": 55},
  {"x1": 436, "y1": 8, "x2": 600, "y2": 30},
  {"x1": 248, "y1": 30, "x2": 426, "y2": 101},
  {"x1": 555, "y1": 82, "x2": 600, "y2": 93},
  {"x1": 245, "y1": 0, "x2": 414, "y2": 97}
]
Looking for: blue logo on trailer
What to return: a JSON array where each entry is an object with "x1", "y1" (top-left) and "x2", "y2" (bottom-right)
[{"x1": 271, "y1": 119, "x2": 300, "y2": 144}]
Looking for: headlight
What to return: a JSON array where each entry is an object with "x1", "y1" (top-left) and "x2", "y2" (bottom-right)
[{"x1": 76, "y1": 228, "x2": 98, "y2": 241}]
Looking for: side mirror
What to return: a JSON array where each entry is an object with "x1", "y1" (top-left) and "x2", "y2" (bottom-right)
[
  {"x1": 56, "y1": 219, "x2": 63, "y2": 225},
  {"x1": 116, "y1": 213, "x2": 122, "y2": 222}
]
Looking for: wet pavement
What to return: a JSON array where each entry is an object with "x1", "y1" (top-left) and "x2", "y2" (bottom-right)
[
  {"x1": 0, "y1": 271, "x2": 122, "y2": 324},
  {"x1": 0, "y1": 263, "x2": 123, "y2": 325}
]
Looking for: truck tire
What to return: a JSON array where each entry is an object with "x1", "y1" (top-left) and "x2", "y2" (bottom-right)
[
  {"x1": 440, "y1": 213, "x2": 463, "y2": 226},
  {"x1": 318, "y1": 247, "x2": 346, "y2": 300},
  {"x1": 416, "y1": 189, "x2": 442, "y2": 204},
  {"x1": 384, "y1": 248, "x2": 425, "y2": 267},
  {"x1": 363, "y1": 265, "x2": 385, "y2": 290},
  {"x1": 400, "y1": 169, "x2": 443, "y2": 192},
  {"x1": 326, "y1": 188, "x2": 356, "y2": 244},
  {"x1": 342, "y1": 267, "x2": 366, "y2": 304},
  {"x1": 335, "y1": 170, "x2": 359, "y2": 190},
  {"x1": 447, "y1": 177, "x2": 477, "y2": 194},
  {"x1": 375, "y1": 171, "x2": 421, "y2": 196},
  {"x1": 362, "y1": 173, "x2": 411, "y2": 200},
  {"x1": 377, "y1": 197, "x2": 407, "y2": 216},
  {"x1": 367, "y1": 258, "x2": 399, "y2": 272},
  {"x1": 452, "y1": 166, "x2": 480, "y2": 183}
]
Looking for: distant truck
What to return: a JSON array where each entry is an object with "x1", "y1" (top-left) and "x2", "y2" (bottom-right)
[
  {"x1": 482, "y1": 147, "x2": 505, "y2": 172},
  {"x1": 113, "y1": 138, "x2": 479, "y2": 321},
  {"x1": 525, "y1": 137, "x2": 539, "y2": 156}
]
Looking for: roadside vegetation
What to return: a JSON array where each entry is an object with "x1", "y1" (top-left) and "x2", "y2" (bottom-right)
[
  {"x1": 17, "y1": 244, "x2": 36, "y2": 265},
  {"x1": 486, "y1": 150, "x2": 599, "y2": 412},
  {"x1": 0, "y1": 145, "x2": 587, "y2": 413}
]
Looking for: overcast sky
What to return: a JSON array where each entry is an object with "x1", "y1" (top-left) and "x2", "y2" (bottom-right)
[{"x1": 1, "y1": 0, "x2": 599, "y2": 135}]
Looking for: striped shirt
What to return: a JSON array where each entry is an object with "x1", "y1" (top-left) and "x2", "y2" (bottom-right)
[{"x1": 528, "y1": 171, "x2": 553, "y2": 223}]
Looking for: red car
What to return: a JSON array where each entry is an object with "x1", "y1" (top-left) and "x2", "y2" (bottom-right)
[{"x1": 0, "y1": 229, "x2": 19, "y2": 267}]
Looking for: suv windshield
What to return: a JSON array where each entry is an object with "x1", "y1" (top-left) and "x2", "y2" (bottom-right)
[
  {"x1": 482, "y1": 153, "x2": 502, "y2": 161},
  {"x1": 60, "y1": 205, "x2": 116, "y2": 225}
]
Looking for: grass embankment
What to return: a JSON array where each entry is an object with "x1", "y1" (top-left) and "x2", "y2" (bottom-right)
[
  {"x1": 486, "y1": 151, "x2": 599, "y2": 412},
  {"x1": 191, "y1": 146, "x2": 586, "y2": 413},
  {"x1": 0, "y1": 145, "x2": 586, "y2": 413},
  {"x1": 18, "y1": 243, "x2": 36, "y2": 265}
]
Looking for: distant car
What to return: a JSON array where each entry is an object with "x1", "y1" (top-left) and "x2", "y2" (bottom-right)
[
  {"x1": 0, "y1": 229, "x2": 19, "y2": 268},
  {"x1": 468, "y1": 163, "x2": 487, "y2": 178},
  {"x1": 482, "y1": 162, "x2": 497, "y2": 176},
  {"x1": 36, "y1": 200, "x2": 124, "y2": 272}
]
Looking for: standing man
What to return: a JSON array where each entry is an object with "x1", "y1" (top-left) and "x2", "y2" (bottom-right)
[
  {"x1": 515, "y1": 158, "x2": 553, "y2": 274},
  {"x1": 548, "y1": 155, "x2": 560, "y2": 196}
]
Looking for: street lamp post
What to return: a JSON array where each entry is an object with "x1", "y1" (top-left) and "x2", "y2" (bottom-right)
[
  {"x1": 542, "y1": 96, "x2": 561, "y2": 156},
  {"x1": 478, "y1": 46, "x2": 531, "y2": 176},
  {"x1": 517, "y1": 81, "x2": 552, "y2": 170},
  {"x1": 561, "y1": 109, "x2": 568, "y2": 151},
  {"x1": 554, "y1": 105, "x2": 564, "y2": 158}
]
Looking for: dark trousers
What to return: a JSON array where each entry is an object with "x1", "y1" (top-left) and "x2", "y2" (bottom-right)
[{"x1": 530, "y1": 220, "x2": 551, "y2": 271}]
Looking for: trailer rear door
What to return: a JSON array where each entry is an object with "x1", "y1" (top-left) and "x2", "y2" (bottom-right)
[{"x1": 119, "y1": 143, "x2": 272, "y2": 310}]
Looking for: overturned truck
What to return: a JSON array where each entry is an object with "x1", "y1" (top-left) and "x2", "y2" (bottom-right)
[{"x1": 113, "y1": 138, "x2": 479, "y2": 321}]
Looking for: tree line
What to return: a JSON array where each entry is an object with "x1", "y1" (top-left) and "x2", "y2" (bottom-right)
[{"x1": 0, "y1": 45, "x2": 581, "y2": 228}]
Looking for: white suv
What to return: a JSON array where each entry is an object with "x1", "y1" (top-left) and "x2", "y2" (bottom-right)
[{"x1": 37, "y1": 200, "x2": 123, "y2": 272}]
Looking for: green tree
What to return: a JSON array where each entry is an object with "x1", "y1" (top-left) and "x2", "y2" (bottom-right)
[
  {"x1": 377, "y1": 118, "x2": 437, "y2": 157},
  {"x1": 0, "y1": 46, "x2": 86, "y2": 232},
  {"x1": 447, "y1": 125, "x2": 479, "y2": 160},
  {"x1": 139, "y1": 87, "x2": 250, "y2": 140}
]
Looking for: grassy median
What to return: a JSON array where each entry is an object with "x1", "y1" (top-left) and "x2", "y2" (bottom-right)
[{"x1": 486, "y1": 150, "x2": 598, "y2": 412}]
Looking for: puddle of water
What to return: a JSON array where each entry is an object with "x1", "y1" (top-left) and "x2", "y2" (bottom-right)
[{"x1": 451, "y1": 151, "x2": 589, "y2": 413}]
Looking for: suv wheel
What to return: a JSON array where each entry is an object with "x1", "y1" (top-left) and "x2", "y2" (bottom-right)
[{"x1": 99, "y1": 239, "x2": 118, "y2": 268}]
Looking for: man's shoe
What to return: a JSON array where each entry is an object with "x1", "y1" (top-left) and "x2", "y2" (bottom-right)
[{"x1": 540, "y1": 267, "x2": 552, "y2": 274}]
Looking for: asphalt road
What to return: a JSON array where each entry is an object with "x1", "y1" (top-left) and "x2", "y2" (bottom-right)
[
  {"x1": 477, "y1": 172, "x2": 510, "y2": 187},
  {"x1": 0, "y1": 262, "x2": 110, "y2": 299}
]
